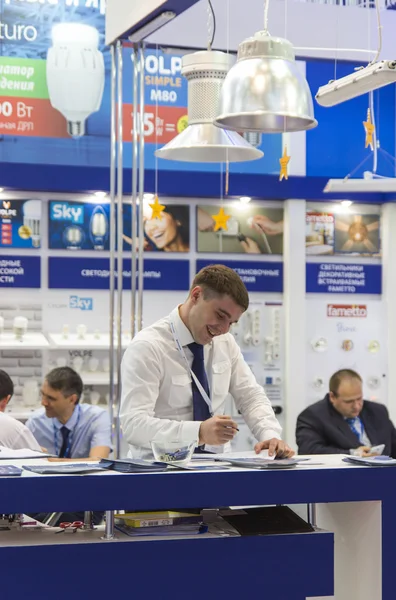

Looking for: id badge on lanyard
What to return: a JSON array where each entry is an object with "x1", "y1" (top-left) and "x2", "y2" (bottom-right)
[{"x1": 169, "y1": 319, "x2": 213, "y2": 416}]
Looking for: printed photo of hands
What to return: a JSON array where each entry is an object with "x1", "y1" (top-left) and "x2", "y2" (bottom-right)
[{"x1": 197, "y1": 205, "x2": 284, "y2": 255}]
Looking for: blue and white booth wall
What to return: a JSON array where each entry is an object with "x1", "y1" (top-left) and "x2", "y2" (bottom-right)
[
  {"x1": 0, "y1": 3, "x2": 395, "y2": 198},
  {"x1": 0, "y1": 192, "x2": 286, "y2": 427},
  {"x1": 304, "y1": 201, "x2": 385, "y2": 409}
]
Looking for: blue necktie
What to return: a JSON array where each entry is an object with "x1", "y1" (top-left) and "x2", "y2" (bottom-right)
[
  {"x1": 188, "y1": 342, "x2": 211, "y2": 421},
  {"x1": 346, "y1": 418, "x2": 363, "y2": 444},
  {"x1": 59, "y1": 426, "x2": 70, "y2": 458}
]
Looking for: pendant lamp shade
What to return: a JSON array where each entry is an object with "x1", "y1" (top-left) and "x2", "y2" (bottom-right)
[
  {"x1": 215, "y1": 31, "x2": 317, "y2": 133},
  {"x1": 155, "y1": 50, "x2": 263, "y2": 163}
]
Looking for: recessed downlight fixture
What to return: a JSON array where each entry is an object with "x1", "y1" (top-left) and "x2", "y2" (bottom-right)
[
  {"x1": 341, "y1": 200, "x2": 353, "y2": 207},
  {"x1": 94, "y1": 191, "x2": 107, "y2": 198},
  {"x1": 240, "y1": 196, "x2": 252, "y2": 204}
]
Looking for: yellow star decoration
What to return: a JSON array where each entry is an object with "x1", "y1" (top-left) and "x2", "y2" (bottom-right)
[
  {"x1": 149, "y1": 196, "x2": 166, "y2": 220},
  {"x1": 279, "y1": 145, "x2": 291, "y2": 181},
  {"x1": 213, "y1": 207, "x2": 231, "y2": 232},
  {"x1": 363, "y1": 108, "x2": 375, "y2": 151}
]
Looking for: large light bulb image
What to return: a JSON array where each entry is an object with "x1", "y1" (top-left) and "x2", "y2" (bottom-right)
[
  {"x1": 90, "y1": 206, "x2": 108, "y2": 250},
  {"x1": 64, "y1": 226, "x2": 83, "y2": 249},
  {"x1": 46, "y1": 23, "x2": 105, "y2": 137},
  {"x1": 22, "y1": 200, "x2": 41, "y2": 248}
]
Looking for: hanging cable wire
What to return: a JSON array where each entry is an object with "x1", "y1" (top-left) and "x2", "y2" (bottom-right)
[
  {"x1": 369, "y1": 90, "x2": 378, "y2": 173},
  {"x1": 207, "y1": 0, "x2": 216, "y2": 49},
  {"x1": 263, "y1": 0, "x2": 270, "y2": 33},
  {"x1": 370, "y1": 0, "x2": 383, "y2": 64}
]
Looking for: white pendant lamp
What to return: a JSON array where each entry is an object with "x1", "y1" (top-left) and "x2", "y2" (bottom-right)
[
  {"x1": 214, "y1": 1, "x2": 317, "y2": 133},
  {"x1": 155, "y1": 50, "x2": 263, "y2": 163}
]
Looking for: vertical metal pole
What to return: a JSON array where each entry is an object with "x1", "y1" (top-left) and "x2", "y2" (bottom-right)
[
  {"x1": 137, "y1": 43, "x2": 145, "y2": 332},
  {"x1": 101, "y1": 510, "x2": 115, "y2": 541},
  {"x1": 307, "y1": 503, "x2": 317, "y2": 528},
  {"x1": 115, "y1": 40, "x2": 124, "y2": 461},
  {"x1": 131, "y1": 45, "x2": 139, "y2": 339},
  {"x1": 109, "y1": 43, "x2": 117, "y2": 451}
]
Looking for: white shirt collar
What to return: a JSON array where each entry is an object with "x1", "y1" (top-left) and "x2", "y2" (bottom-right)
[{"x1": 170, "y1": 306, "x2": 194, "y2": 348}]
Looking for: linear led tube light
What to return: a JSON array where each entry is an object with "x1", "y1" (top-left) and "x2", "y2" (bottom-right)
[
  {"x1": 316, "y1": 60, "x2": 396, "y2": 107},
  {"x1": 324, "y1": 176, "x2": 396, "y2": 193},
  {"x1": 128, "y1": 11, "x2": 176, "y2": 43}
]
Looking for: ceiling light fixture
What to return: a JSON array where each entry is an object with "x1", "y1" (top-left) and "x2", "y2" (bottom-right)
[
  {"x1": 155, "y1": 50, "x2": 263, "y2": 163},
  {"x1": 94, "y1": 191, "x2": 107, "y2": 198},
  {"x1": 128, "y1": 11, "x2": 176, "y2": 43},
  {"x1": 324, "y1": 172, "x2": 396, "y2": 193},
  {"x1": 240, "y1": 196, "x2": 252, "y2": 204},
  {"x1": 214, "y1": 0, "x2": 317, "y2": 133},
  {"x1": 341, "y1": 200, "x2": 353, "y2": 207},
  {"x1": 316, "y1": 61, "x2": 396, "y2": 107}
]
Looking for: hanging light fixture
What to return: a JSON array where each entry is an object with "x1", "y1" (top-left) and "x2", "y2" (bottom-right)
[
  {"x1": 155, "y1": 50, "x2": 263, "y2": 162},
  {"x1": 214, "y1": 0, "x2": 317, "y2": 133}
]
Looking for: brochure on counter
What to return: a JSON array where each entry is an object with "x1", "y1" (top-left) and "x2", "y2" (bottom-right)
[{"x1": 343, "y1": 455, "x2": 396, "y2": 467}]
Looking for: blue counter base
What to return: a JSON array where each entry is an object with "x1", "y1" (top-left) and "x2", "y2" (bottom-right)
[{"x1": 0, "y1": 531, "x2": 334, "y2": 600}]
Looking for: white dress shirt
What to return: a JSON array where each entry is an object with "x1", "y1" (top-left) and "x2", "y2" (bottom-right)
[
  {"x1": 120, "y1": 306, "x2": 282, "y2": 458},
  {"x1": 0, "y1": 412, "x2": 42, "y2": 451}
]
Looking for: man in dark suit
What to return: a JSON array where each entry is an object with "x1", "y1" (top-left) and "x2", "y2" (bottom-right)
[{"x1": 296, "y1": 369, "x2": 396, "y2": 457}]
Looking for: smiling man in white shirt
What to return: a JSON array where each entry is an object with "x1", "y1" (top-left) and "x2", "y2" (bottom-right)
[{"x1": 120, "y1": 264, "x2": 293, "y2": 459}]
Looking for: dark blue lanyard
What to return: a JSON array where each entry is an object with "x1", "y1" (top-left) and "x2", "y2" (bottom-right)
[{"x1": 53, "y1": 406, "x2": 81, "y2": 458}]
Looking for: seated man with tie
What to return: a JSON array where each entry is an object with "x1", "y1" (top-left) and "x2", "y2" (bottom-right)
[
  {"x1": 26, "y1": 366, "x2": 111, "y2": 526},
  {"x1": 296, "y1": 369, "x2": 396, "y2": 457},
  {"x1": 27, "y1": 366, "x2": 111, "y2": 460},
  {"x1": 120, "y1": 264, "x2": 293, "y2": 458}
]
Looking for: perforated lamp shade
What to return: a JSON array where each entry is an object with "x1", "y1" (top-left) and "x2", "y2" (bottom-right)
[
  {"x1": 155, "y1": 50, "x2": 263, "y2": 163},
  {"x1": 215, "y1": 31, "x2": 317, "y2": 133}
]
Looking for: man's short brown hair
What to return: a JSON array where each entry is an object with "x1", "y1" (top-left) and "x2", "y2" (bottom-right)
[
  {"x1": 329, "y1": 369, "x2": 362, "y2": 396},
  {"x1": 191, "y1": 264, "x2": 249, "y2": 311}
]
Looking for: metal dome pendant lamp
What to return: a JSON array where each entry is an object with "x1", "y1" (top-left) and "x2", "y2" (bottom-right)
[
  {"x1": 214, "y1": 0, "x2": 318, "y2": 133},
  {"x1": 155, "y1": 2, "x2": 263, "y2": 163}
]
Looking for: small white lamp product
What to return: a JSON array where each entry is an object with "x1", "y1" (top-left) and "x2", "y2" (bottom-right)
[
  {"x1": 72, "y1": 356, "x2": 84, "y2": 373},
  {"x1": 46, "y1": 23, "x2": 105, "y2": 137},
  {"x1": 89, "y1": 391, "x2": 101, "y2": 406},
  {"x1": 22, "y1": 380, "x2": 39, "y2": 408},
  {"x1": 90, "y1": 206, "x2": 108, "y2": 250},
  {"x1": 76, "y1": 324, "x2": 87, "y2": 340},
  {"x1": 62, "y1": 324, "x2": 70, "y2": 339},
  {"x1": 22, "y1": 200, "x2": 42, "y2": 248},
  {"x1": 88, "y1": 357, "x2": 99, "y2": 372},
  {"x1": 0, "y1": 315, "x2": 3, "y2": 336},
  {"x1": 13, "y1": 316, "x2": 28, "y2": 341}
]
